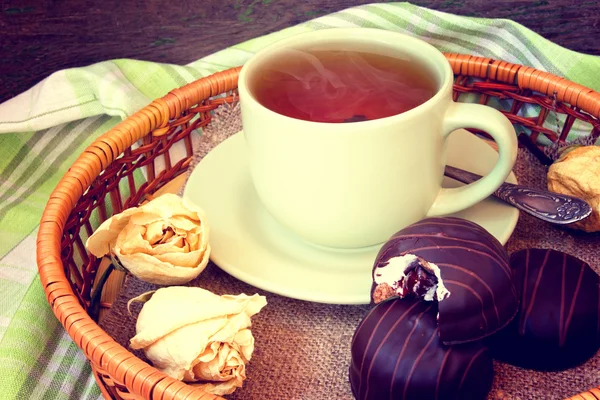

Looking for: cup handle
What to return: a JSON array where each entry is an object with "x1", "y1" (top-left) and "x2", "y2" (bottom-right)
[{"x1": 426, "y1": 102, "x2": 518, "y2": 217}]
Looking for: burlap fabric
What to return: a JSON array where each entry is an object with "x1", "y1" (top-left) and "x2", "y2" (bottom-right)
[{"x1": 100, "y1": 103, "x2": 600, "y2": 400}]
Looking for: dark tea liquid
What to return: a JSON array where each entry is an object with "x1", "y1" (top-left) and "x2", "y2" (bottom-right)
[{"x1": 250, "y1": 48, "x2": 437, "y2": 123}]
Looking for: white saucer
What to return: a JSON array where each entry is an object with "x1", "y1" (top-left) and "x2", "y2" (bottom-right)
[{"x1": 183, "y1": 130, "x2": 518, "y2": 304}]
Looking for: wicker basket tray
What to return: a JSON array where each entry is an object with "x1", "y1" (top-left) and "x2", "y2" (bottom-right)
[{"x1": 36, "y1": 54, "x2": 600, "y2": 400}]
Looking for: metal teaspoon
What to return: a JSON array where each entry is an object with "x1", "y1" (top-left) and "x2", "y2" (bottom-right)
[{"x1": 444, "y1": 165, "x2": 592, "y2": 225}]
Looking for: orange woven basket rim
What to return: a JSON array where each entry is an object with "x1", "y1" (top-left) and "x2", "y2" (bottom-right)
[{"x1": 36, "y1": 54, "x2": 600, "y2": 400}]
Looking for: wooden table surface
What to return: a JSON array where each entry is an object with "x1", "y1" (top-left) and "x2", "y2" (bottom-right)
[{"x1": 1, "y1": 0, "x2": 598, "y2": 104}]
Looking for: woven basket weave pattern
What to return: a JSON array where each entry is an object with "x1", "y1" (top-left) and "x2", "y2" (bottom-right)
[{"x1": 37, "y1": 56, "x2": 599, "y2": 400}]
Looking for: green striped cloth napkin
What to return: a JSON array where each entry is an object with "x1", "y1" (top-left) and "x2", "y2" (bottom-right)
[{"x1": 0, "y1": 3, "x2": 598, "y2": 399}]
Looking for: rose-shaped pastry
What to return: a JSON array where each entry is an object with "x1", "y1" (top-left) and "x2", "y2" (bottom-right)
[
  {"x1": 86, "y1": 193, "x2": 210, "y2": 285},
  {"x1": 128, "y1": 286, "x2": 267, "y2": 396}
]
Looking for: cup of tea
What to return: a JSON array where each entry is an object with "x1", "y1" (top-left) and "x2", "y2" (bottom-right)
[{"x1": 238, "y1": 28, "x2": 517, "y2": 249}]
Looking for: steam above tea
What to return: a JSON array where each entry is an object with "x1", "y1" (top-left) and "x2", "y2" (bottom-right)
[{"x1": 250, "y1": 48, "x2": 437, "y2": 123}]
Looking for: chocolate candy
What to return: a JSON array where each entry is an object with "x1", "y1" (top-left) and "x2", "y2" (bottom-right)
[
  {"x1": 371, "y1": 217, "x2": 518, "y2": 344},
  {"x1": 349, "y1": 298, "x2": 493, "y2": 400},
  {"x1": 488, "y1": 248, "x2": 600, "y2": 371}
]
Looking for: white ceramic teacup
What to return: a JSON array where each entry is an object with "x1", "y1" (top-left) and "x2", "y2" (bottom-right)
[{"x1": 238, "y1": 28, "x2": 517, "y2": 249}]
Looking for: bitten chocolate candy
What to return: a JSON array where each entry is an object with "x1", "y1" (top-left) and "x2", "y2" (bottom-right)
[
  {"x1": 488, "y1": 248, "x2": 600, "y2": 371},
  {"x1": 349, "y1": 298, "x2": 493, "y2": 400},
  {"x1": 371, "y1": 217, "x2": 518, "y2": 344}
]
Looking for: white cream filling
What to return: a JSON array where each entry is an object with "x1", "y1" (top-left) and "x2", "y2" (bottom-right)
[
  {"x1": 374, "y1": 254, "x2": 418, "y2": 290},
  {"x1": 373, "y1": 254, "x2": 451, "y2": 302}
]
